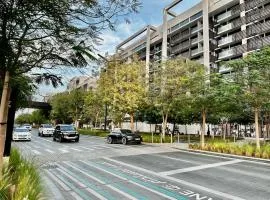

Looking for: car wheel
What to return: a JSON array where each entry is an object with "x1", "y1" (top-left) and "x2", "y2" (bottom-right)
[
  {"x1": 75, "y1": 138, "x2": 79, "y2": 142},
  {"x1": 122, "y1": 137, "x2": 127, "y2": 145},
  {"x1": 107, "y1": 137, "x2": 113, "y2": 144},
  {"x1": 59, "y1": 136, "x2": 63, "y2": 143},
  {"x1": 53, "y1": 136, "x2": 56, "y2": 141},
  {"x1": 41, "y1": 132, "x2": 43, "y2": 137},
  {"x1": 38, "y1": 132, "x2": 40, "y2": 136}
]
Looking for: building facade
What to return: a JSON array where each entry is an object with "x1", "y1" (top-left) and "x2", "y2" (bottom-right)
[
  {"x1": 116, "y1": 0, "x2": 270, "y2": 87},
  {"x1": 67, "y1": 76, "x2": 97, "y2": 91}
]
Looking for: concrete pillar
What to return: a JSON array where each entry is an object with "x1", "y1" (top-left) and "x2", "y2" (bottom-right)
[
  {"x1": 162, "y1": 9, "x2": 168, "y2": 62},
  {"x1": 203, "y1": 0, "x2": 210, "y2": 75},
  {"x1": 146, "y1": 27, "x2": 151, "y2": 85}
]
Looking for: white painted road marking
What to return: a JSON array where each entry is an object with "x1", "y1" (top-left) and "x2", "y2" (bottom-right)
[
  {"x1": 70, "y1": 191, "x2": 84, "y2": 200},
  {"x1": 46, "y1": 170, "x2": 71, "y2": 191},
  {"x1": 32, "y1": 150, "x2": 41, "y2": 155},
  {"x1": 70, "y1": 148, "x2": 82, "y2": 152},
  {"x1": 45, "y1": 149, "x2": 55, "y2": 154},
  {"x1": 80, "y1": 160, "x2": 177, "y2": 200},
  {"x1": 64, "y1": 161, "x2": 138, "y2": 200},
  {"x1": 159, "y1": 159, "x2": 242, "y2": 176},
  {"x1": 104, "y1": 157, "x2": 245, "y2": 200},
  {"x1": 79, "y1": 147, "x2": 94, "y2": 151},
  {"x1": 59, "y1": 148, "x2": 69, "y2": 153}
]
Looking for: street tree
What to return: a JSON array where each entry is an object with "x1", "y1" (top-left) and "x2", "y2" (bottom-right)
[
  {"x1": 0, "y1": 0, "x2": 141, "y2": 161},
  {"x1": 226, "y1": 46, "x2": 270, "y2": 149},
  {"x1": 152, "y1": 57, "x2": 205, "y2": 138},
  {"x1": 113, "y1": 58, "x2": 146, "y2": 131},
  {"x1": 84, "y1": 90, "x2": 104, "y2": 128}
]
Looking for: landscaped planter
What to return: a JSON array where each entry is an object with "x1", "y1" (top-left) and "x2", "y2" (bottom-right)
[{"x1": 189, "y1": 142, "x2": 270, "y2": 159}]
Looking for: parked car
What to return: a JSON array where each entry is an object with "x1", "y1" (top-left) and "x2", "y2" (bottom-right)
[
  {"x1": 23, "y1": 124, "x2": 32, "y2": 131},
  {"x1": 38, "y1": 124, "x2": 54, "y2": 137},
  {"x1": 13, "y1": 127, "x2": 31, "y2": 141},
  {"x1": 107, "y1": 128, "x2": 142, "y2": 145},
  {"x1": 53, "y1": 124, "x2": 79, "y2": 142}
]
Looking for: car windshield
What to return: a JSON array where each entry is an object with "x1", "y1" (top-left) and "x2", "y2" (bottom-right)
[
  {"x1": 43, "y1": 124, "x2": 53, "y2": 128},
  {"x1": 121, "y1": 129, "x2": 133, "y2": 135},
  {"x1": 15, "y1": 128, "x2": 28, "y2": 132},
  {"x1": 61, "y1": 125, "x2": 75, "y2": 131}
]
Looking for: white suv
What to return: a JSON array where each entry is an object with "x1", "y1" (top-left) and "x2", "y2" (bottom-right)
[{"x1": 38, "y1": 124, "x2": 54, "y2": 137}]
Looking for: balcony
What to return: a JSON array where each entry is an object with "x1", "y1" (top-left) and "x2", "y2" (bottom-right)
[
  {"x1": 218, "y1": 31, "x2": 244, "y2": 47},
  {"x1": 171, "y1": 40, "x2": 190, "y2": 54},
  {"x1": 218, "y1": 45, "x2": 246, "y2": 59},
  {"x1": 180, "y1": 51, "x2": 190, "y2": 58},
  {"x1": 218, "y1": 23, "x2": 232, "y2": 34},
  {"x1": 245, "y1": 0, "x2": 265, "y2": 11},
  {"x1": 191, "y1": 47, "x2": 203, "y2": 56},
  {"x1": 171, "y1": 30, "x2": 190, "y2": 43},
  {"x1": 247, "y1": 35, "x2": 270, "y2": 51},
  {"x1": 246, "y1": 5, "x2": 270, "y2": 24}
]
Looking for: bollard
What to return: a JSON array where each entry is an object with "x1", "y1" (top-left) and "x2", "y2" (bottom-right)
[
  {"x1": 188, "y1": 134, "x2": 190, "y2": 145},
  {"x1": 160, "y1": 133, "x2": 162, "y2": 144},
  {"x1": 152, "y1": 132, "x2": 154, "y2": 143},
  {"x1": 178, "y1": 132, "x2": 180, "y2": 143},
  {"x1": 234, "y1": 135, "x2": 236, "y2": 143},
  {"x1": 171, "y1": 133, "x2": 173, "y2": 144}
]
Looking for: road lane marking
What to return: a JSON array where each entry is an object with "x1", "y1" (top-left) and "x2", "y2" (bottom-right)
[
  {"x1": 32, "y1": 150, "x2": 41, "y2": 155},
  {"x1": 45, "y1": 170, "x2": 71, "y2": 191},
  {"x1": 80, "y1": 160, "x2": 181, "y2": 200},
  {"x1": 176, "y1": 149, "x2": 270, "y2": 166},
  {"x1": 70, "y1": 148, "x2": 82, "y2": 152},
  {"x1": 42, "y1": 173, "x2": 66, "y2": 200},
  {"x1": 55, "y1": 164, "x2": 111, "y2": 200},
  {"x1": 70, "y1": 191, "x2": 84, "y2": 200},
  {"x1": 153, "y1": 155, "x2": 200, "y2": 164},
  {"x1": 64, "y1": 161, "x2": 139, "y2": 200},
  {"x1": 45, "y1": 149, "x2": 55, "y2": 154},
  {"x1": 59, "y1": 148, "x2": 69, "y2": 153},
  {"x1": 49, "y1": 170, "x2": 95, "y2": 200},
  {"x1": 159, "y1": 159, "x2": 242, "y2": 176},
  {"x1": 104, "y1": 157, "x2": 245, "y2": 200},
  {"x1": 79, "y1": 147, "x2": 94, "y2": 151}
]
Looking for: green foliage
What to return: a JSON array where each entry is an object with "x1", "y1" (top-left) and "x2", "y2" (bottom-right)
[
  {"x1": 0, "y1": 149, "x2": 43, "y2": 199},
  {"x1": 50, "y1": 89, "x2": 85, "y2": 123},
  {"x1": 189, "y1": 141, "x2": 270, "y2": 159},
  {"x1": 79, "y1": 129, "x2": 109, "y2": 137},
  {"x1": 15, "y1": 110, "x2": 49, "y2": 125},
  {"x1": 15, "y1": 113, "x2": 32, "y2": 124}
]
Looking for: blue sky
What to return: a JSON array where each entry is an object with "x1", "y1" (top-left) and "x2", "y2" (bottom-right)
[{"x1": 36, "y1": 0, "x2": 201, "y2": 100}]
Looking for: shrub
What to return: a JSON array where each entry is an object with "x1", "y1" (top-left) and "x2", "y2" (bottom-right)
[{"x1": 0, "y1": 149, "x2": 43, "y2": 200}]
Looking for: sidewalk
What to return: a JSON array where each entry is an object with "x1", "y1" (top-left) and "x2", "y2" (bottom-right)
[{"x1": 145, "y1": 142, "x2": 189, "y2": 149}]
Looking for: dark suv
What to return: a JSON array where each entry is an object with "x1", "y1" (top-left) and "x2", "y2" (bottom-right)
[{"x1": 53, "y1": 124, "x2": 79, "y2": 142}]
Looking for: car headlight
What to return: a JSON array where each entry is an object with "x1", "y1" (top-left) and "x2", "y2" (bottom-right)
[{"x1": 127, "y1": 136, "x2": 133, "y2": 139}]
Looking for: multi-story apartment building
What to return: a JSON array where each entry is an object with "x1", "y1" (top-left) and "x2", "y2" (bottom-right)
[
  {"x1": 116, "y1": 0, "x2": 270, "y2": 86},
  {"x1": 67, "y1": 76, "x2": 97, "y2": 92}
]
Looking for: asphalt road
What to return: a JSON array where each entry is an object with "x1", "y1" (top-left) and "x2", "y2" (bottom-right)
[{"x1": 12, "y1": 129, "x2": 270, "y2": 200}]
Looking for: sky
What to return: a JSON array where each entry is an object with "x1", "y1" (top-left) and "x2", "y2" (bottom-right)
[{"x1": 35, "y1": 0, "x2": 201, "y2": 101}]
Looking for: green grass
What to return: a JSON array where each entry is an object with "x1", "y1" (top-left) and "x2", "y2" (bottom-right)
[{"x1": 0, "y1": 148, "x2": 43, "y2": 200}]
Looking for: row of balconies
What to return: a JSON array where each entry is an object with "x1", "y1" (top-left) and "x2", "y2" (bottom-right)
[
  {"x1": 217, "y1": 18, "x2": 242, "y2": 35},
  {"x1": 246, "y1": 4, "x2": 270, "y2": 24},
  {"x1": 218, "y1": 31, "x2": 245, "y2": 47},
  {"x1": 247, "y1": 35, "x2": 270, "y2": 51},
  {"x1": 245, "y1": 0, "x2": 268, "y2": 11},
  {"x1": 216, "y1": 4, "x2": 241, "y2": 23},
  {"x1": 171, "y1": 26, "x2": 202, "y2": 44},
  {"x1": 218, "y1": 44, "x2": 246, "y2": 60},
  {"x1": 171, "y1": 36, "x2": 203, "y2": 54},
  {"x1": 247, "y1": 20, "x2": 270, "y2": 36}
]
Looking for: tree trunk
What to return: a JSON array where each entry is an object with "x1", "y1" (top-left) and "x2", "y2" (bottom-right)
[
  {"x1": 4, "y1": 88, "x2": 18, "y2": 157},
  {"x1": 162, "y1": 112, "x2": 168, "y2": 138},
  {"x1": 130, "y1": 112, "x2": 134, "y2": 132},
  {"x1": 255, "y1": 107, "x2": 260, "y2": 149},
  {"x1": 201, "y1": 109, "x2": 206, "y2": 148},
  {"x1": 0, "y1": 71, "x2": 11, "y2": 170}
]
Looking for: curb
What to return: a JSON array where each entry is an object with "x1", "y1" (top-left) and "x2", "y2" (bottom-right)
[{"x1": 173, "y1": 147, "x2": 270, "y2": 164}]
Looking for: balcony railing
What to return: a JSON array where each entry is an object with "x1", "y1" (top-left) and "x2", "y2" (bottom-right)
[
  {"x1": 171, "y1": 29, "x2": 190, "y2": 43},
  {"x1": 191, "y1": 47, "x2": 203, "y2": 56},
  {"x1": 247, "y1": 35, "x2": 270, "y2": 51},
  {"x1": 246, "y1": 5, "x2": 270, "y2": 24},
  {"x1": 218, "y1": 44, "x2": 246, "y2": 59},
  {"x1": 245, "y1": 0, "x2": 265, "y2": 11},
  {"x1": 171, "y1": 40, "x2": 190, "y2": 54},
  {"x1": 219, "y1": 31, "x2": 245, "y2": 46}
]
